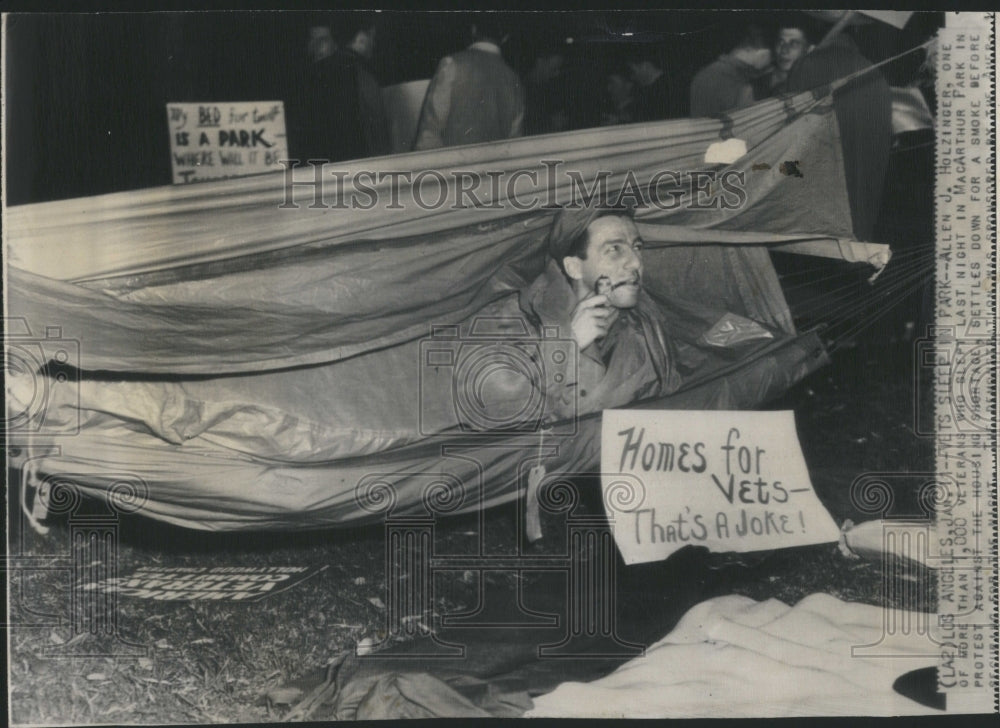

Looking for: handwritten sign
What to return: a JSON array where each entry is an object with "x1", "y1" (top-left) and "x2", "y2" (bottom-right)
[
  {"x1": 82, "y1": 565, "x2": 327, "y2": 602},
  {"x1": 601, "y1": 410, "x2": 840, "y2": 565},
  {"x1": 166, "y1": 102, "x2": 288, "y2": 184}
]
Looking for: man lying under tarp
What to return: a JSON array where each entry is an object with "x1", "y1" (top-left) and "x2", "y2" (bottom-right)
[
  {"x1": 12, "y1": 80, "x2": 876, "y2": 530},
  {"x1": 12, "y1": 202, "x2": 822, "y2": 532},
  {"x1": 446, "y1": 204, "x2": 781, "y2": 432},
  {"x1": 527, "y1": 206, "x2": 684, "y2": 418}
]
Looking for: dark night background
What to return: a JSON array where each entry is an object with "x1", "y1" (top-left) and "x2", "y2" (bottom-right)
[{"x1": 6, "y1": 10, "x2": 941, "y2": 204}]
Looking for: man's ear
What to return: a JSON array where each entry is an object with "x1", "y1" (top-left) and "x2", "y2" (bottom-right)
[{"x1": 562, "y1": 256, "x2": 584, "y2": 281}]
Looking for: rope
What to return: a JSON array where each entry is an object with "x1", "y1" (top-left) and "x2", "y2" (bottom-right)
[
  {"x1": 766, "y1": 37, "x2": 938, "y2": 348},
  {"x1": 789, "y1": 38, "x2": 936, "y2": 118},
  {"x1": 830, "y1": 39, "x2": 936, "y2": 92},
  {"x1": 776, "y1": 239, "x2": 934, "y2": 351}
]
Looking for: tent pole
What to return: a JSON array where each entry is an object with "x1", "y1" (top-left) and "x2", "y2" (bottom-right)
[{"x1": 818, "y1": 10, "x2": 857, "y2": 48}]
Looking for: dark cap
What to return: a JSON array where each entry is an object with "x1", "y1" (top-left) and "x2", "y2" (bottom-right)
[{"x1": 547, "y1": 206, "x2": 600, "y2": 261}]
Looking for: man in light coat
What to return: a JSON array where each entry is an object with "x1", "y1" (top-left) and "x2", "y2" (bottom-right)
[{"x1": 413, "y1": 18, "x2": 524, "y2": 150}]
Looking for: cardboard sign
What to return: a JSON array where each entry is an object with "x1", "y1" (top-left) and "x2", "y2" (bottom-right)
[
  {"x1": 83, "y1": 565, "x2": 326, "y2": 602},
  {"x1": 166, "y1": 102, "x2": 288, "y2": 184},
  {"x1": 382, "y1": 79, "x2": 430, "y2": 154},
  {"x1": 601, "y1": 410, "x2": 840, "y2": 565}
]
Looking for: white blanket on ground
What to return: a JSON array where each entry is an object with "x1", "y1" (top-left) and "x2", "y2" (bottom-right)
[{"x1": 527, "y1": 593, "x2": 942, "y2": 718}]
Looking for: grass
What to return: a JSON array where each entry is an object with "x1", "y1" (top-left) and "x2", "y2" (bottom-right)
[{"x1": 7, "y1": 333, "x2": 937, "y2": 725}]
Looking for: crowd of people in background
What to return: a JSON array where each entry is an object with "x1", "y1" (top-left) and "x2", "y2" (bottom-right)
[
  {"x1": 288, "y1": 17, "x2": 391, "y2": 162},
  {"x1": 291, "y1": 12, "x2": 895, "y2": 240}
]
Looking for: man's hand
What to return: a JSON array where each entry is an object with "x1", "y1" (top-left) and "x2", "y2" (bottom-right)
[{"x1": 570, "y1": 293, "x2": 615, "y2": 351}]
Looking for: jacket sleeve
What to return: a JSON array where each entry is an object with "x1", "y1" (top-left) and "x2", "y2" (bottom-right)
[
  {"x1": 413, "y1": 56, "x2": 456, "y2": 151},
  {"x1": 509, "y1": 82, "x2": 526, "y2": 138},
  {"x1": 735, "y1": 83, "x2": 755, "y2": 110}
]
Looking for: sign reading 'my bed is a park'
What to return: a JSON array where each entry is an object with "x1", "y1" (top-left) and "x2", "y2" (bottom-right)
[
  {"x1": 166, "y1": 101, "x2": 288, "y2": 184},
  {"x1": 601, "y1": 410, "x2": 840, "y2": 565}
]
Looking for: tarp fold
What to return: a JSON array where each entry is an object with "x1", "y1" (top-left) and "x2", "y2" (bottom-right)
[{"x1": 6, "y1": 88, "x2": 869, "y2": 530}]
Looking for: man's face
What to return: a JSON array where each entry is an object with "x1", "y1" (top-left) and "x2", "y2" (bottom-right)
[
  {"x1": 308, "y1": 27, "x2": 334, "y2": 62},
  {"x1": 775, "y1": 29, "x2": 810, "y2": 72},
  {"x1": 352, "y1": 28, "x2": 375, "y2": 59},
  {"x1": 566, "y1": 216, "x2": 644, "y2": 308}
]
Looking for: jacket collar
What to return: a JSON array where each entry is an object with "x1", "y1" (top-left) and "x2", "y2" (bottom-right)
[{"x1": 523, "y1": 259, "x2": 578, "y2": 333}]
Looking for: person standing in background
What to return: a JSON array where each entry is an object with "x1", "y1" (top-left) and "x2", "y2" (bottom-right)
[
  {"x1": 600, "y1": 70, "x2": 636, "y2": 126},
  {"x1": 786, "y1": 18, "x2": 891, "y2": 240},
  {"x1": 413, "y1": 16, "x2": 524, "y2": 150},
  {"x1": 523, "y1": 44, "x2": 569, "y2": 136},
  {"x1": 334, "y1": 15, "x2": 392, "y2": 158},
  {"x1": 626, "y1": 47, "x2": 672, "y2": 122},
  {"x1": 689, "y1": 25, "x2": 772, "y2": 117},
  {"x1": 287, "y1": 23, "x2": 366, "y2": 164},
  {"x1": 763, "y1": 17, "x2": 815, "y2": 96}
]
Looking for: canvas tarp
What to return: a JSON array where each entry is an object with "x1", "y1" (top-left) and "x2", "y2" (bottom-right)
[
  {"x1": 7, "y1": 89, "x2": 874, "y2": 530},
  {"x1": 14, "y1": 320, "x2": 825, "y2": 530},
  {"x1": 6, "y1": 89, "x2": 876, "y2": 374}
]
